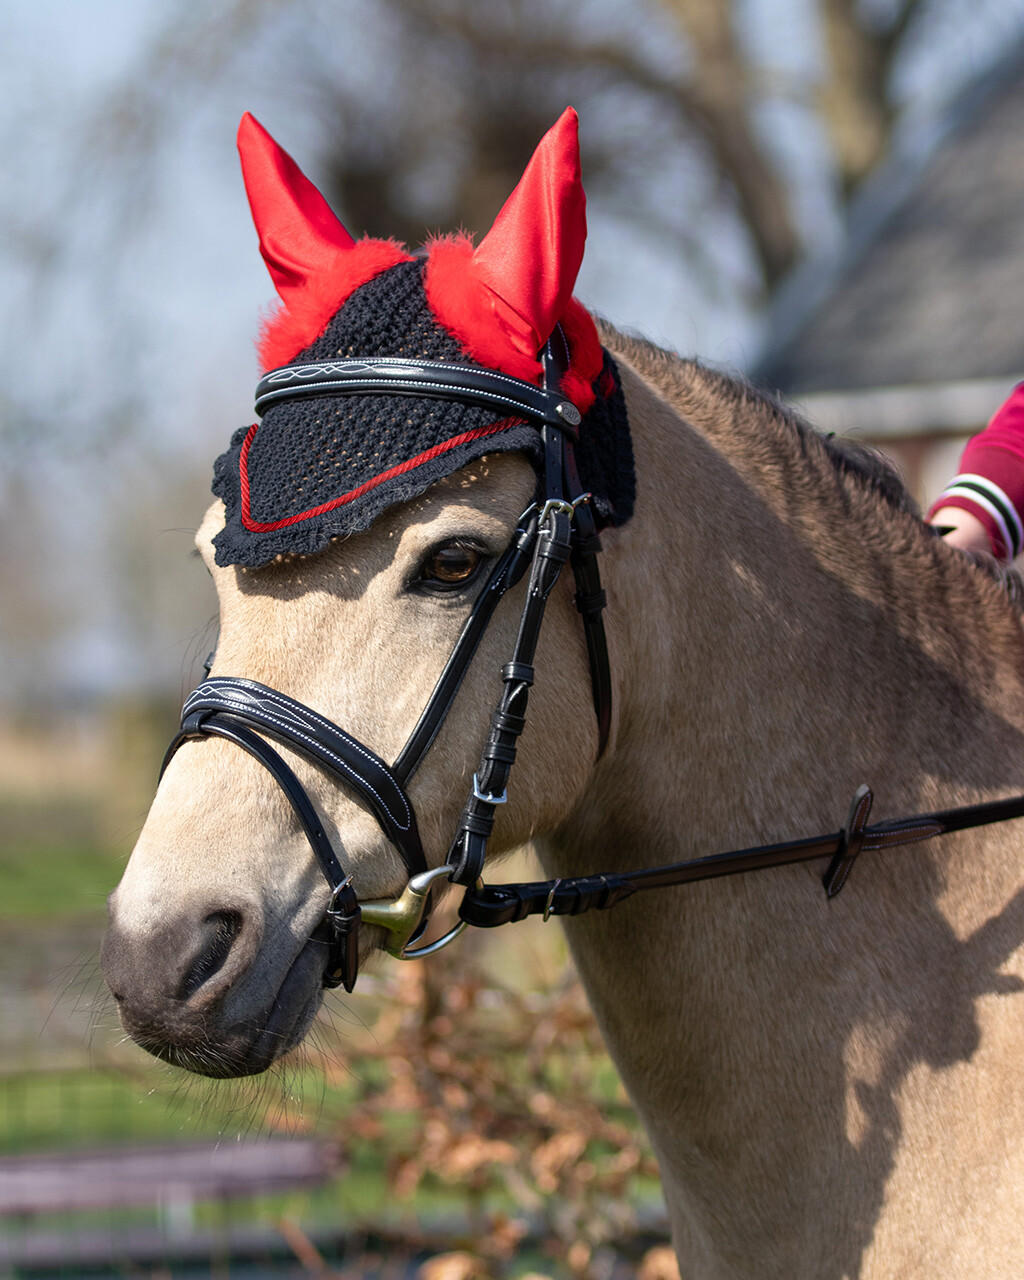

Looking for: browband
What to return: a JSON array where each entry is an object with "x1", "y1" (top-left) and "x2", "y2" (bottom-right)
[{"x1": 254, "y1": 357, "x2": 584, "y2": 431}]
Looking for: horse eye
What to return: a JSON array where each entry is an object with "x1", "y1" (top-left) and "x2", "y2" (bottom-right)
[{"x1": 420, "y1": 543, "x2": 483, "y2": 589}]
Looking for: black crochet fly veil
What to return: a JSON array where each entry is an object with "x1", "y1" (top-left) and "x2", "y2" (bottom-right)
[{"x1": 212, "y1": 259, "x2": 634, "y2": 568}]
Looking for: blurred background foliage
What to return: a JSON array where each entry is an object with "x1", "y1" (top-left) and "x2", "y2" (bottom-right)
[
  {"x1": 4, "y1": 0, "x2": 1024, "y2": 705},
  {"x1": 3, "y1": 0, "x2": 1024, "y2": 1274}
]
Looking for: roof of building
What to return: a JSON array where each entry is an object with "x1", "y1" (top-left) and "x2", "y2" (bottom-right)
[{"x1": 755, "y1": 40, "x2": 1024, "y2": 403}]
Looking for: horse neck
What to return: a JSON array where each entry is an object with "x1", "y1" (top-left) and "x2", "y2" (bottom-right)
[
  {"x1": 575, "y1": 344, "x2": 1024, "y2": 861},
  {"x1": 539, "y1": 345, "x2": 1024, "y2": 1273}
]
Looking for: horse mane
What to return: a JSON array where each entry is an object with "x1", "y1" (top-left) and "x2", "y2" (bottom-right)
[{"x1": 598, "y1": 321, "x2": 1024, "y2": 615}]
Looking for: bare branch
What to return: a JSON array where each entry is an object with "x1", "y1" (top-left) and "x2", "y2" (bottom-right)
[
  {"x1": 394, "y1": 0, "x2": 800, "y2": 289},
  {"x1": 653, "y1": 0, "x2": 801, "y2": 287},
  {"x1": 819, "y1": 0, "x2": 926, "y2": 193}
]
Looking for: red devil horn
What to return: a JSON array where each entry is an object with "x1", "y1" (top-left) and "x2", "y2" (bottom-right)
[
  {"x1": 472, "y1": 108, "x2": 586, "y2": 357},
  {"x1": 237, "y1": 112, "x2": 356, "y2": 303}
]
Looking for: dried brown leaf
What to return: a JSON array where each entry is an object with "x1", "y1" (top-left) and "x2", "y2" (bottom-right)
[
  {"x1": 417, "y1": 1250, "x2": 490, "y2": 1280},
  {"x1": 530, "y1": 1129, "x2": 589, "y2": 1193},
  {"x1": 638, "y1": 1244, "x2": 682, "y2": 1280},
  {"x1": 439, "y1": 1134, "x2": 519, "y2": 1178}
]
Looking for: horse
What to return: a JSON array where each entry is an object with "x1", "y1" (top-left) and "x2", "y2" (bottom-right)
[{"x1": 101, "y1": 109, "x2": 1024, "y2": 1278}]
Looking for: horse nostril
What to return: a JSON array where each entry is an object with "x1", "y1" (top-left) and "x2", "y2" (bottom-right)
[{"x1": 178, "y1": 910, "x2": 244, "y2": 1001}]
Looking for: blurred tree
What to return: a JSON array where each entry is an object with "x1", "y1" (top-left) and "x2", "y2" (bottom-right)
[
  {"x1": 284, "y1": 0, "x2": 973, "y2": 290},
  {"x1": 3, "y1": 0, "x2": 1023, "y2": 703},
  {"x1": 819, "y1": 0, "x2": 921, "y2": 193},
  {"x1": 7, "y1": 0, "x2": 1022, "y2": 466},
  {"x1": 0, "y1": 477, "x2": 70, "y2": 707},
  {"x1": 44, "y1": 0, "x2": 1022, "y2": 304}
]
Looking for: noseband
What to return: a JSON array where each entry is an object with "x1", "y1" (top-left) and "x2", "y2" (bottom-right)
[{"x1": 164, "y1": 334, "x2": 613, "y2": 991}]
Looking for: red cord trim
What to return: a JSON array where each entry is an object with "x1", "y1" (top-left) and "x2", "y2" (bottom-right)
[{"x1": 239, "y1": 418, "x2": 524, "y2": 532}]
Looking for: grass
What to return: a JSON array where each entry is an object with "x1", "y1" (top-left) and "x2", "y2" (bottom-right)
[
  {"x1": 0, "y1": 1062, "x2": 512, "y2": 1249},
  {"x1": 0, "y1": 837, "x2": 121, "y2": 919},
  {"x1": 0, "y1": 795, "x2": 125, "y2": 919},
  {"x1": 0, "y1": 1067, "x2": 321, "y2": 1153}
]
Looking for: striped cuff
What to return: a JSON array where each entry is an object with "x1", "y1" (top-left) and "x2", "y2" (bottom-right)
[{"x1": 930, "y1": 473, "x2": 1023, "y2": 560}]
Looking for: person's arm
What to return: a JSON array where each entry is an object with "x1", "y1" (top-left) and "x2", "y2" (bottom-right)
[
  {"x1": 927, "y1": 382, "x2": 1024, "y2": 561},
  {"x1": 928, "y1": 505, "x2": 993, "y2": 556}
]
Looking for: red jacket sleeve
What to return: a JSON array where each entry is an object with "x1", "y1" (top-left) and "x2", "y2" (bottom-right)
[{"x1": 927, "y1": 382, "x2": 1024, "y2": 559}]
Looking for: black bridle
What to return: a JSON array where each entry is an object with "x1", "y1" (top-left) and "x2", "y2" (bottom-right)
[
  {"x1": 166, "y1": 334, "x2": 1024, "y2": 994},
  {"x1": 164, "y1": 334, "x2": 612, "y2": 991}
]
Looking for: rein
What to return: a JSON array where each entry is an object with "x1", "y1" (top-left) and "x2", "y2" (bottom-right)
[
  {"x1": 456, "y1": 783, "x2": 1024, "y2": 927},
  {"x1": 165, "y1": 333, "x2": 1024, "y2": 993}
]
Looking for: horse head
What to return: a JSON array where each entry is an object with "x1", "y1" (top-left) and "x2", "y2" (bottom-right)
[{"x1": 101, "y1": 109, "x2": 634, "y2": 1077}]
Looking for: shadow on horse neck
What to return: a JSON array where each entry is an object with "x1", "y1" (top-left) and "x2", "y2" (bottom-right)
[{"x1": 549, "y1": 325, "x2": 1024, "y2": 1278}]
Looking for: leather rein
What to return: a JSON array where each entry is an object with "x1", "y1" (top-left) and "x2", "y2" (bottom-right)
[{"x1": 165, "y1": 334, "x2": 1024, "y2": 993}]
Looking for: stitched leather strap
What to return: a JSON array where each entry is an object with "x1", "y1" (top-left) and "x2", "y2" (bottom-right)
[
  {"x1": 456, "y1": 783, "x2": 1024, "y2": 928},
  {"x1": 822, "y1": 785, "x2": 873, "y2": 897},
  {"x1": 444, "y1": 335, "x2": 613, "y2": 882},
  {"x1": 255, "y1": 357, "x2": 583, "y2": 431},
  {"x1": 446, "y1": 493, "x2": 573, "y2": 885},
  {"x1": 162, "y1": 715, "x2": 360, "y2": 992},
  {"x1": 563, "y1": 434, "x2": 612, "y2": 759},
  {"x1": 393, "y1": 507, "x2": 539, "y2": 783},
  {"x1": 445, "y1": 343, "x2": 583, "y2": 887},
  {"x1": 179, "y1": 677, "x2": 426, "y2": 878},
  {"x1": 163, "y1": 331, "x2": 612, "y2": 987}
]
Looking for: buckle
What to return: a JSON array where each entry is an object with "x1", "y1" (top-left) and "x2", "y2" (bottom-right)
[
  {"x1": 472, "y1": 772, "x2": 508, "y2": 805},
  {"x1": 539, "y1": 498, "x2": 575, "y2": 525},
  {"x1": 325, "y1": 876, "x2": 358, "y2": 925}
]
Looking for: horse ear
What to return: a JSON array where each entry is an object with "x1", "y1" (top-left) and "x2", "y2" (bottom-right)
[
  {"x1": 237, "y1": 112, "x2": 356, "y2": 304},
  {"x1": 472, "y1": 107, "x2": 586, "y2": 357}
]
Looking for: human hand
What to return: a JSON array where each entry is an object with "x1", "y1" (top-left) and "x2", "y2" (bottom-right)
[{"x1": 929, "y1": 506, "x2": 997, "y2": 558}]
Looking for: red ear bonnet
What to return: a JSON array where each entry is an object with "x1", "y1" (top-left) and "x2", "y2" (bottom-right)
[
  {"x1": 473, "y1": 107, "x2": 586, "y2": 360},
  {"x1": 216, "y1": 109, "x2": 632, "y2": 568},
  {"x1": 424, "y1": 109, "x2": 596, "y2": 393},
  {"x1": 238, "y1": 109, "x2": 600, "y2": 399},
  {"x1": 238, "y1": 112, "x2": 411, "y2": 370}
]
